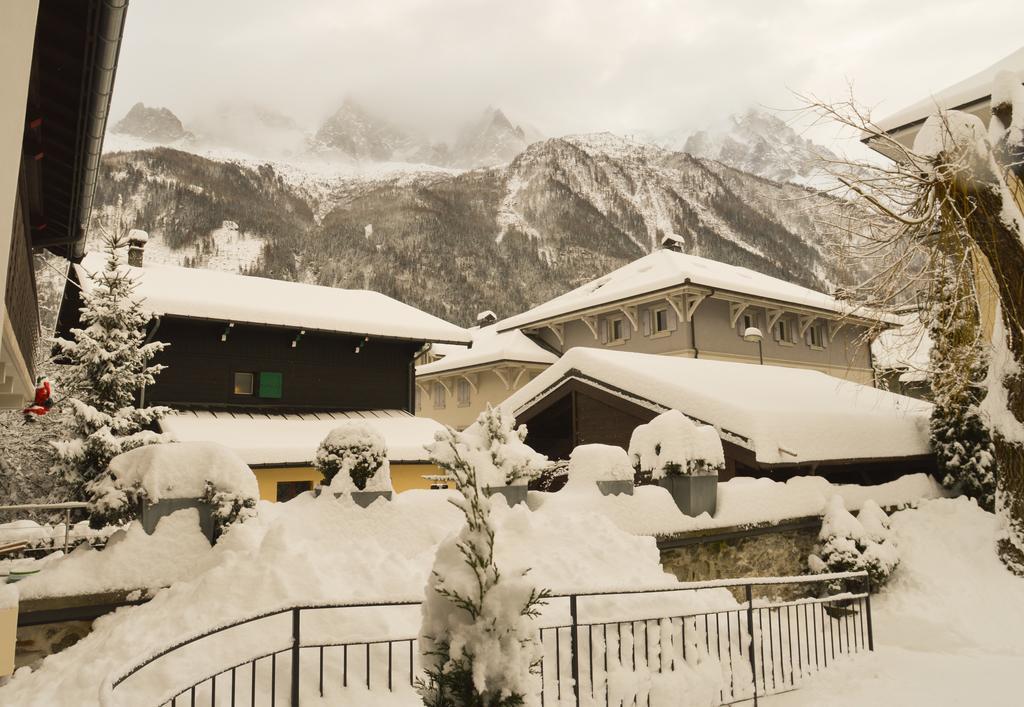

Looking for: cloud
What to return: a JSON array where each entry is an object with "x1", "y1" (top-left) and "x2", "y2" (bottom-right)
[{"x1": 111, "y1": 0, "x2": 1024, "y2": 148}]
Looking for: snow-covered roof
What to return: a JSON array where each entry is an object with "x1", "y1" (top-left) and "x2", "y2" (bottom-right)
[
  {"x1": 871, "y1": 314, "x2": 933, "y2": 382},
  {"x1": 159, "y1": 409, "x2": 443, "y2": 465},
  {"x1": 874, "y1": 47, "x2": 1024, "y2": 135},
  {"x1": 495, "y1": 249, "x2": 889, "y2": 332},
  {"x1": 73, "y1": 252, "x2": 470, "y2": 344},
  {"x1": 416, "y1": 324, "x2": 558, "y2": 376},
  {"x1": 501, "y1": 348, "x2": 932, "y2": 465}
]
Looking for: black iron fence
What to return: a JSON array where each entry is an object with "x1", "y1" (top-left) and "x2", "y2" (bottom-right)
[{"x1": 103, "y1": 571, "x2": 872, "y2": 707}]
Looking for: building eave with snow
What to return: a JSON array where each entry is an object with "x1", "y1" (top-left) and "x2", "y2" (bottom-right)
[
  {"x1": 415, "y1": 324, "x2": 558, "y2": 430},
  {"x1": 494, "y1": 247, "x2": 894, "y2": 387},
  {"x1": 502, "y1": 348, "x2": 934, "y2": 482}
]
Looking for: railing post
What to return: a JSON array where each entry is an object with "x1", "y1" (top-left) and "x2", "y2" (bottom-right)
[
  {"x1": 291, "y1": 608, "x2": 301, "y2": 707},
  {"x1": 64, "y1": 508, "x2": 71, "y2": 554},
  {"x1": 745, "y1": 584, "x2": 758, "y2": 706},
  {"x1": 864, "y1": 576, "x2": 874, "y2": 652},
  {"x1": 569, "y1": 594, "x2": 580, "y2": 707}
]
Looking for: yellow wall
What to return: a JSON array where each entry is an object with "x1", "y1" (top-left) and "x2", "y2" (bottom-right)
[
  {"x1": 0, "y1": 604, "x2": 16, "y2": 677},
  {"x1": 418, "y1": 366, "x2": 545, "y2": 430},
  {"x1": 253, "y1": 462, "x2": 446, "y2": 501}
]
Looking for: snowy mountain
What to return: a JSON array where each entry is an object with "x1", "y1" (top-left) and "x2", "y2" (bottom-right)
[
  {"x1": 659, "y1": 108, "x2": 839, "y2": 187},
  {"x1": 111, "y1": 102, "x2": 193, "y2": 144},
  {"x1": 91, "y1": 133, "x2": 864, "y2": 326},
  {"x1": 309, "y1": 97, "x2": 445, "y2": 164},
  {"x1": 188, "y1": 104, "x2": 309, "y2": 159},
  {"x1": 449, "y1": 107, "x2": 541, "y2": 168}
]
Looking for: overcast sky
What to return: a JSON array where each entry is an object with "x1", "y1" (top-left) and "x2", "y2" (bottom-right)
[{"x1": 110, "y1": 0, "x2": 1024, "y2": 150}]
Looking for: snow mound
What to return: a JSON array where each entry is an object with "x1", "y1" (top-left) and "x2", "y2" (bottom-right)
[
  {"x1": 107, "y1": 442, "x2": 259, "y2": 503},
  {"x1": 567, "y1": 444, "x2": 634, "y2": 485}
]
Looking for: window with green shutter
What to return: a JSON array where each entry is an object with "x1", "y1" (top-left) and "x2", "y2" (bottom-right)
[{"x1": 258, "y1": 371, "x2": 283, "y2": 399}]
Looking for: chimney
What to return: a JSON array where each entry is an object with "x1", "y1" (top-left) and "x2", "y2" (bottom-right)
[
  {"x1": 476, "y1": 310, "x2": 497, "y2": 326},
  {"x1": 127, "y1": 229, "x2": 148, "y2": 267}
]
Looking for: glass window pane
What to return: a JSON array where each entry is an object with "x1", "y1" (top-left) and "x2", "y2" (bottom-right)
[{"x1": 234, "y1": 372, "x2": 254, "y2": 395}]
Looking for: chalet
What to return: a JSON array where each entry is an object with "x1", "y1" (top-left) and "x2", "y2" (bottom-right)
[
  {"x1": 1, "y1": 1, "x2": 128, "y2": 409},
  {"x1": 500, "y1": 347, "x2": 935, "y2": 483},
  {"x1": 55, "y1": 244, "x2": 471, "y2": 500},
  {"x1": 495, "y1": 243, "x2": 893, "y2": 387},
  {"x1": 416, "y1": 324, "x2": 558, "y2": 429}
]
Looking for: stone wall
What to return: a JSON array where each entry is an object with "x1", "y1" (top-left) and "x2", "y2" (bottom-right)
[{"x1": 658, "y1": 517, "x2": 823, "y2": 600}]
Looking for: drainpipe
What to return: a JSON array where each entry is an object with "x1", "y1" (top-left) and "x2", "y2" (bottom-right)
[
  {"x1": 687, "y1": 283, "x2": 715, "y2": 359},
  {"x1": 73, "y1": 0, "x2": 130, "y2": 260},
  {"x1": 138, "y1": 314, "x2": 161, "y2": 407}
]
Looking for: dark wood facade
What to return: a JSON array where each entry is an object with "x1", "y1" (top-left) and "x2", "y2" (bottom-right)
[
  {"x1": 515, "y1": 376, "x2": 935, "y2": 485},
  {"x1": 5, "y1": 189, "x2": 38, "y2": 376},
  {"x1": 55, "y1": 283, "x2": 422, "y2": 413}
]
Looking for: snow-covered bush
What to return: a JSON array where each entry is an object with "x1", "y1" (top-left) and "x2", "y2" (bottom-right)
[
  {"x1": 428, "y1": 405, "x2": 547, "y2": 489},
  {"x1": 314, "y1": 423, "x2": 392, "y2": 493},
  {"x1": 50, "y1": 222, "x2": 171, "y2": 522},
  {"x1": 90, "y1": 442, "x2": 258, "y2": 534},
  {"x1": 567, "y1": 444, "x2": 633, "y2": 487},
  {"x1": 418, "y1": 428, "x2": 549, "y2": 706},
  {"x1": 808, "y1": 496, "x2": 899, "y2": 592},
  {"x1": 628, "y1": 410, "x2": 724, "y2": 480}
]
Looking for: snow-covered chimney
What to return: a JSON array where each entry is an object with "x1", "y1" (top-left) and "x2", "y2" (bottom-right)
[
  {"x1": 127, "y1": 229, "x2": 148, "y2": 267},
  {"x1": 476, "y1": 310, "x2": 497, "y2": 326}
]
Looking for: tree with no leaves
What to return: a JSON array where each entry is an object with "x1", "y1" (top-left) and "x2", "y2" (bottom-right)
[{"x1": 804, "y1": 74, "x2": 1024, "y2": 574}]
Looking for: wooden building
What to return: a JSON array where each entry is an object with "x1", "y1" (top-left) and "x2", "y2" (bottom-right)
[
  {"x1": 56, "y1": 246, "x2": 470, "y2": 500},
  {"x1": 1, "y1": 1, "x2": 129, "y2": 408},
  {"x1": 501, "y1": 348, "x2": 935, "y2": 484}
]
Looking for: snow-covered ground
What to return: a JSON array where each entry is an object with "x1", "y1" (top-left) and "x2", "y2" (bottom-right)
[{"x1": 766, "y1": 497, "x2": 1024, "y2": 706}]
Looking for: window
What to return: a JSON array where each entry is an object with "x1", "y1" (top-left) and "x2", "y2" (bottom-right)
[
  {"x1": 809, "y1": 324, "x2": 825, "y2": 348},
  {"x1": 233, "y1": 372, "x2": 255, "y2": 395},
  {"x1": 610, "y1": 318, "x2": 625, "y2": 342},
  {"x1": 276, "y1": 480, "x2": 312, "y2": 502},
  {"x1": 456, "y1": 379, "x2": 471, "y2": 407},
  {"x1": 433, "y1": 381, "x2": 447, "y2": 409},
  {"x1": 415, "y1": 389, "x2": 423, "y2": 412},
  {"x1": 653, "y1": 308, "x2": 670, "y2": 333},
  {"x1": 258, "y1": 371, "x2": 284, "y2": 399},
  {"x1": 775, "y1": 319, "x2": 791, "y2": 343}
]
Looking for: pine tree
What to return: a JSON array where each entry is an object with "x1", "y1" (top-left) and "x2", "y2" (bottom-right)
[
  {"x1": 809, "y1": 496, "x2": 899, "y2": 592},
  {"x1": 926, "y1": 270, "x2": 996, "y2": 512},
  {"x1": 51, "y1": 212, "x2": 171, "y2": 523}
]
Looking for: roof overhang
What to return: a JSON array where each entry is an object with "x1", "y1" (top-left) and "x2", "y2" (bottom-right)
[
  {"x1": 498, "y1": 280, "x2": 893, "y2": 336},
  {"x1": 24, "y1": 0, "x2": 129, "y2": 259}
]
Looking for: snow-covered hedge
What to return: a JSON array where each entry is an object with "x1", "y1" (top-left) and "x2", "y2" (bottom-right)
[
  {"x1": 809, "y1": 496, "x2": 899, "y2": 591},
  {"x1": 567, "y1": 444, "x2": 633, "y2": 486},
  {"x1": 314, "y1": 423, "x2": 392, "y2": 493},
  {"x1": 90, "y1": 442, "x2": 258, "y2": 531},
  {"x1": 428, "y1": 405, "x2": 547, "y2": 489},
  {"x1": 628, "y1": 410, "x2": 725, "y2": 479}
]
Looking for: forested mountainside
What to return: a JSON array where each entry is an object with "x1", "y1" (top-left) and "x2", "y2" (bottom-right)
[{"x1": 94, "y1": 134, "x2": 861, "y2": 326}]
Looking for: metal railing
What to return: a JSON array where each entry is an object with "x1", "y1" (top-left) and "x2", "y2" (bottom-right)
[
  {"x1": 0, "y1": 502, "x2": 92, "y2": 556},
  {"x1": 104, "y1": 571, "x2": 872, "y2": 707}
]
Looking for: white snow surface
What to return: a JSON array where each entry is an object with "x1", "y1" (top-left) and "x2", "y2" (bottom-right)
[
  {"x1": 765, "y1": 497, "x2": 1024, "y2": 707},
  {"x1": 875, "y1": 46, "x2": 1024, "y2": 133},
  {"x1": 73, "y1": 252, "x2": 469, "y2": 344},
  {"x1": 14, "y1": 510, "x2": 213, "y2": 600},
  {"x1": 567, "y1": 444, "x2": 634, "y2": 485},
  {"x1": 0, "y1": 491, "x2": 716, "y2": 707},
  {"x1": 501, "y1": 348, "x2": 933, "y2": 465},
  {"x1": 627, "y1": 410, "x2": 724, "y2": 479},
  {"x1": 160, "y1": 410, "x2": 443, "y2": 465},
  {"x1": 870, "y1": 314, "x2": 932, "y2": 382},
  {"x1": 416, "y1": 324, "x2": 558, "y2": 376},
  {"x1": 529, "y1": 473, "x2": 944, "y2": 537},
  {"x1": 107, "y1": 442, "x2": 259, "y2": 503},
  {"x1": 495, "y1": 249, "x2": 894, "y2": 332}
]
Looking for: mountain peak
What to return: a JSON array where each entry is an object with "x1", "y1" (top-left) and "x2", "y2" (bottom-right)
[
  {"x1": 112, "y1": 102, "x2": 192, "y2": 143},
  {"x1": 449, "y1": 107, "x2": 538, "y2": 168}
]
